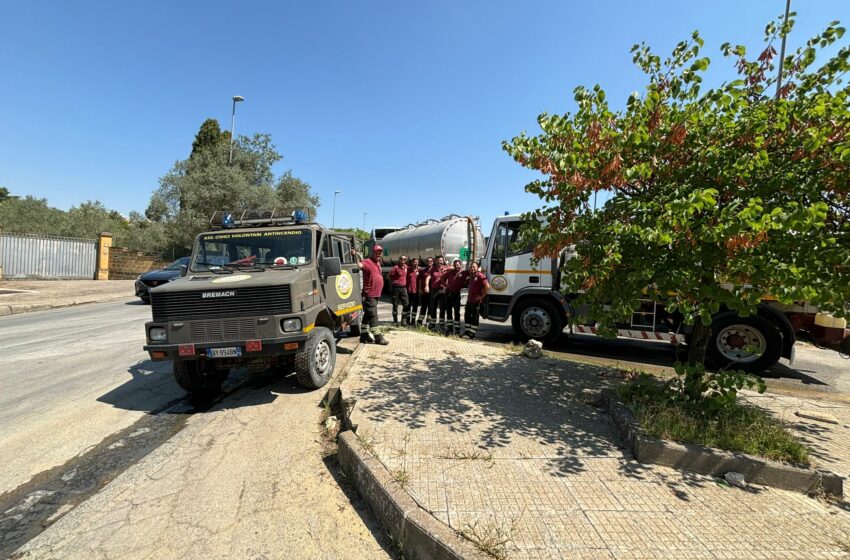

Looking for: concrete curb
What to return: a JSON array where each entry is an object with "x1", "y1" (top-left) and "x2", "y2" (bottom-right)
[
  {"x1": 322, "y1": 341, "x2": 364, "y2": 419},
  {"x1": 0, "y1": 294, "x2": 133, "y2": 317},
  {"x1": 337, "y1": 431, "x2": 488, "y2": 560},
  {"x1": 601, "y1": 390, "x2": 844, "y2": 497}
]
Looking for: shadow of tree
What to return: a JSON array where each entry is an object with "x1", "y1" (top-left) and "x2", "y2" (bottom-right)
[{"x1": 351, "y1": 336, "x2": 650, "y2": 479}]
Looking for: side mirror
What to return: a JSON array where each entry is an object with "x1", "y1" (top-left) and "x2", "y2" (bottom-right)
[
  {"x1": 179, "y1": 265, "x2": 188, "y2": 277},
  {"x1": 322, "y1": 256, "x2": 342, "y2": 277}
]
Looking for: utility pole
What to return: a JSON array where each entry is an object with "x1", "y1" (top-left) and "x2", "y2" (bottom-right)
[
  {"x1": 229, "y1": 95, "x2": 244, "y2": 164},
  {"x1": 776, "y1": 0, "x2": 791, "y2": 100},
  {"x1": 332, "y1": 191, "x2": 341, "y2": 228},
  {"x1": 362, "y1": 212, "x2": 367, "y2": 231}
]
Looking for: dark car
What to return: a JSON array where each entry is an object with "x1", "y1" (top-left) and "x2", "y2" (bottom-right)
[{"x1": 135, "y1": 257, "x2": 190, "y2": 303}]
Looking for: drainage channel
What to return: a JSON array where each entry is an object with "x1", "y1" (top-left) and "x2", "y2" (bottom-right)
[{"x1": 0, "y1": 372, "x2": 252, "y2": 559}]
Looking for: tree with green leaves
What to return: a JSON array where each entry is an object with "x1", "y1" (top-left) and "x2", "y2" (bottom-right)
[
  {"x1": 146, "y1": 120, "x2": 320, "y2": 249},
  {"x1": 0, "y1": 195, "x2": 69, "y2": 236},
  {"x1": 503, "y1": 16, "x2": 849, "y2": 403},
  {"x1": 275, "y1": 171, "x2": 320, "y2": 221}
]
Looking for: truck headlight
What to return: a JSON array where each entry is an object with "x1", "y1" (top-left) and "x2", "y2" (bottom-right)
[
  {"x1": 281, "y1": 318, "x2": 302, "y2": 332},
  {"x1": 149, "y1": 327, "x2": 167, "y2": 341}
]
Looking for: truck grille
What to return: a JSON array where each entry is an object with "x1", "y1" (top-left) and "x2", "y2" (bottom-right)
[
  {"x1": 151, "y1": 285, "x2": 292, "y2": 322},
  {"x1": 189, "y1": 319, "x2": 258, "y2": 343}
]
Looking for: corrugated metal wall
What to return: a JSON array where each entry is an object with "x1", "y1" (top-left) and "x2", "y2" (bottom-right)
[{"x1": 0, "y1": 233, "x2": 97, "y2": 279}]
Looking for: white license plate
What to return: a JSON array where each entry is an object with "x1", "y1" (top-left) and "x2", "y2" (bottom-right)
[{"x1": 206, "y1": 347, "x2": 242, "y2": 358}]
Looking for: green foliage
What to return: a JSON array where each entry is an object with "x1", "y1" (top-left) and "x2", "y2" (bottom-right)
[
  {"x1": 191, "y1": 118, "x2": 229, "y2": 157},
  {"x1": 0, "y1": 195, "x2": 71, "y2": 236},
  {"x1": 619, "y1": 374, "x2": 809, "y2": 465},
  {"x1": 503, "y1": 16, "x2": 850, "y2": 396},
  {"x1": 0, "y1": 187, "x2": 14, "y2": 203},
  {"x1": 275, "y1": 171, "x2": 320, "y2": 221},
  {"x1": 146, "y1": 120, "x2": 320, "y2": 250}
]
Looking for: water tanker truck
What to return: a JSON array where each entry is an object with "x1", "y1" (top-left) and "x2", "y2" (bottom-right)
[{"x1": 378, "y1": 215, "x2": 486, "y2": 274}]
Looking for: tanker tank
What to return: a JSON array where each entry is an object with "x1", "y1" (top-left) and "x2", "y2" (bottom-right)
[{"x1": 379, "y1": 215, "x2": 485, "y2": 269}]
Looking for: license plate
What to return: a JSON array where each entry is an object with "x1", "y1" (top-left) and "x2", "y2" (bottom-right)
[{"x1": 206, "y1": 347, "x2": 242, "y2": 358}]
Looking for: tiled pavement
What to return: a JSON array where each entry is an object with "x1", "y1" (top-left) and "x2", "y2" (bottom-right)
[{"x1": 343, "y1": 331, "x2": 850, "y2": 559}]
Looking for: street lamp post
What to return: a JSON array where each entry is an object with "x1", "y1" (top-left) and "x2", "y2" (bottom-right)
[
  {"x1": 229, "y1": 95, "x2": 245, "y2": 164},
  {"x1": 332, "y1": 190, "x2": 341, "y2": 228},
  {"x1": 362, "y1": 212, "x2": 367, "y2": 232}
]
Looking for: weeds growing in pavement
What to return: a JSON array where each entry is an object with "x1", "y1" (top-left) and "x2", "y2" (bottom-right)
[
  {"x1": 391, "y1": 468, "x2": 409, "y2": 488},
  {"x1": 619, "y1": 374, "x2": 809, "y2": 465},
  {"x1": 459, "y1": 514, "x2": 522, "y2": 560}
]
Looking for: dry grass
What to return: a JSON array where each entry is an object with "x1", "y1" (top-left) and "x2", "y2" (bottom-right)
[{"x1": 459, "y1": 514, "x2": 522, "y2": 560}]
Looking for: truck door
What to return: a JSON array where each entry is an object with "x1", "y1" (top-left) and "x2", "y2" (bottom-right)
[{"x1": 320, "y1": 234, "x2": 363, "y2": 319}]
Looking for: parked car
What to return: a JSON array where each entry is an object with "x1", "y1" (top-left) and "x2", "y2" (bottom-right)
[{"x1": 135, "y1": 257, "x2": 190, "y2": 303}]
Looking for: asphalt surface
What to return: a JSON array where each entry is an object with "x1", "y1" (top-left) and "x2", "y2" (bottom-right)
[
  {"x1": 0, "y1": 299, "x2": 391, "y2": 559},
  {"x1": 374, "y1": 299, "x2": 850, "y2": 400}
]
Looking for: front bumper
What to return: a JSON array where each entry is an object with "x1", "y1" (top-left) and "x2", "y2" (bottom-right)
[{"x1": 144, "y1": 334, "x2": 308, "y2": 361}]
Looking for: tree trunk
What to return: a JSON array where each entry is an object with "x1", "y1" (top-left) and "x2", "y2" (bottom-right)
[
  {"x1": 684, "y1": 316, "x2": 712, "y2": 400},
  {"x1": 687, "y1": 316, "x2": 711, "y2": 365}
]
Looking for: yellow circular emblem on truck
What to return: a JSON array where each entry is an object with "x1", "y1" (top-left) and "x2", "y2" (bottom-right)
[
  {"x1": 490, "y1": 275, "x2": 508, "y2": 292},
  {"x1": 336, "y1": 270, "x2": 353, "y2": 299}
]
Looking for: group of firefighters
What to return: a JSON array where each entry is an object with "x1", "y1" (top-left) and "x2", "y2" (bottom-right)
[{"x1": 352, "y1": 244, "x2": 490, "y2": 345}]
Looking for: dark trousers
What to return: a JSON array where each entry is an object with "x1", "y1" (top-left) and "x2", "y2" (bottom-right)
[
  {"x1": 464, "y1": 301, "x2": 480, "y2": 337},
  {"x1": 391, "y1": 285, "x2": 409, "y2": 323},
  {"x1": 418, "y1": 293, "x2": 431, "y2": 324},
  {"x1": 362, "y1": 296, "x2": 379, "y2": 338},
  {"x1": 407, "y1": 292, "x2": 420, "y2": 324},
  {"x1": 445, "y1": 291, "x2": 462, "y2": 333},
  {"x1": 428, "y1": 289, "x2": 446, "y2": 328}
]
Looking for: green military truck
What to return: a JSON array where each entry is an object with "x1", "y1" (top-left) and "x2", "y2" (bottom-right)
[{"x1": 143, "y1": 210, "x2": 363, "y2": 395}]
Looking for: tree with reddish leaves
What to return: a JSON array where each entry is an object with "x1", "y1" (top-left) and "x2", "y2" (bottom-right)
[{"x1": 504, "y1": 15, "x2": 849, "y2": 404}]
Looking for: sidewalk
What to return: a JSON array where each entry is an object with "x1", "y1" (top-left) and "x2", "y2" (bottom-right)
[
  {"x1": 0, "y1": 280, "x2": 136, "y2": 316},
  {"x1": 340, "y1": 330, "x2": 850, "y2": 559}
]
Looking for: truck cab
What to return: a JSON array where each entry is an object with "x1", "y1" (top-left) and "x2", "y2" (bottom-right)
[
  {"x1": 143, "y1": 210, "x2": 363, "y2": 395},
  {"x1": 480, "y1": 214, "x2": 569, "y2": 342}
]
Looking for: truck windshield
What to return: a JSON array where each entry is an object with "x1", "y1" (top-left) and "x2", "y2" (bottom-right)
[{"x1": 191, "y1": 228, "x2": 314, "y2": 271}]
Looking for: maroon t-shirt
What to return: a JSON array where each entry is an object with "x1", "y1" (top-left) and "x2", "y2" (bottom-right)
[
  {"x1": 361, "y1": 258, "x2": 384, "y2": 298},
  {"x1": 445, "y1": 269, "x2": 469, "y2": 292},
  {"x1": 467, "y1": 272, "x2": 489, "y2": 303},
  {"x1": 417, "y1": 267, "x2": 429, "y2": 294},
  {"x1": 406, "y1": 267, "x2": 419, "y2": 293},
  {"x1": 427, "y1": 265, "x2": 445, "y2": 292},
  {"x1": 390, "y1": 264, "x2": 407, "y2": 288}
]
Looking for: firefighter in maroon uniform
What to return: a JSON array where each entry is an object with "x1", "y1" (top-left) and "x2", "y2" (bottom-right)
[
  {"x1": 443, "y1": 258, "x2": 468, "y2": 336},
  {"x1": 464, "y1": 261, "x2": 489, "y2": 339},
  {"x1": 389, "y1": 255, "x2": 409, "y2": 326},
  {"x1": 425, "y1": 255, "x2": 447, "y2": 332},
  {"x1": 417, "y1": 257, "x2": 434, "y2": 327},
  {"x1": 406, "y1": 258, "x2": 420, "y2": 326},
  {"x1": 352, "y1": 245, "x2": 389, "y2": 345}
]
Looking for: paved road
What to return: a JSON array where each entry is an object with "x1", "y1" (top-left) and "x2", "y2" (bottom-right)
[
  {"x1": 0, "y1": 300, "x2": 177, "y2": 496},
  {"x1": 375, "y1": 300, "x2": 850, "y2": 399},
  {"x1": 1, "y1": 299, "x2": 391, "y2": 559}
]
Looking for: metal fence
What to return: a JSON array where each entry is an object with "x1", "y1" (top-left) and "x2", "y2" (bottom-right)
[{"x1": 0, "y1": 233, "x2": 97, "y2": 279}]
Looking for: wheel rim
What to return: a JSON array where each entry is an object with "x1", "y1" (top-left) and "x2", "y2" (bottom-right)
[
  {"x1": 315, "y1": 339, "x2": 332, "y2": 374},
  {"x1": 715, "y1": 324, "x2": 766, "y2": 364},
  {"x1": 520, "y1": 307, "x2": 551, "y2": 338}
]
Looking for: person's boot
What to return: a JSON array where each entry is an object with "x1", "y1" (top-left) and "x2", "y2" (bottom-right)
[
  {"x1": 401, "y1": 316, "x2": 409, "y2": 327},
  {"x1": 374, "y1": 333, "x2": 389, "y2": 345},
  {"x1": 392, "y1": 313, "x2": 398, "y2": 326}
]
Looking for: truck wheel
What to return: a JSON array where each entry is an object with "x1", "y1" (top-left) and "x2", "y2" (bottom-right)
[
  {"x1": 511, "y1": 298, "x2": 564, "y2": 345},
  {"x1": 173, "y1": 360, "x2": 227, "y2": 395},
  {"x1": 706, "y1": 313, "x2": 782, "y2": 373},
  {"x1": 295, "y1": 327, "x2": 336, "y2": 389}
]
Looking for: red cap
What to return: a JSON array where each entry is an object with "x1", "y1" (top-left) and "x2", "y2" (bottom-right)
[{"x1": 373, "y1": 245, "x2": 384, "y2": 252}]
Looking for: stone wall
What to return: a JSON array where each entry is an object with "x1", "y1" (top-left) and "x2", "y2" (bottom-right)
[{"x1": 107, "y1": 247, "x2": 169, "y2": 280}]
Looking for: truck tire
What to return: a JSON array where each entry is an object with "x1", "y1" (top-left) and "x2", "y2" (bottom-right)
[
  {"x1": 706, "y1": 312, "x2": 782, "y2": 373},
  {"x1": 511, "y1": 298, "x2": 564, "y2": 345},
  {"x1": 173, "y1": 359, "x2": 227, "y2": 396},
  {"x1": 295, "y1": 327, "x2": 336, "y2": 389}
]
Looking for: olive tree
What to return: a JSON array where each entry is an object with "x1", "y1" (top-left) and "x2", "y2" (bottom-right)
[{"x1": 503, "y1": 16, "x2": 849, "y2": 402}]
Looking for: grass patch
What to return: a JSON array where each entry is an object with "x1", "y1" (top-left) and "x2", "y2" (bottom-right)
[{"x1": 619, "y1": 380, "x2": 810, "y2": 466}]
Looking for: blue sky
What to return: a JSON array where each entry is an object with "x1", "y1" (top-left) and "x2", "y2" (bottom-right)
[{"x1": 1, "y1": 1, "x2": 847, "y2": 234}]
